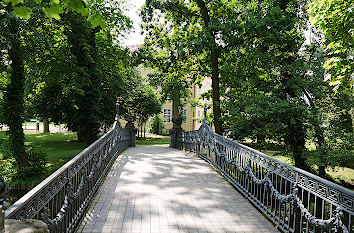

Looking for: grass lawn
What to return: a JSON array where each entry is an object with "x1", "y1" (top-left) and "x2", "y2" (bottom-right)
[
  {"x1": 136, "y1": 137, "x2": 170, "y2": 145},
  {"x1": 22, "y1": 121, "x2": 66, "y2": 127},
  {"x1": 0, "y1": 132, "x2": 86, "y2": 186},
  {"x1": 240, "y1": 140, "x2": 353, "y2": 187},
  {"x1": 260, "y1": 149, "x2": 354, "y2": 187}
]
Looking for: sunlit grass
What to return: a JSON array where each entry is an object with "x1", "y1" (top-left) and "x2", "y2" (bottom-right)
[
  {"x1": 136, "y1": 137, "x2": 170, "y2": 145},
  {"x1": 240, "y1": 139, "x2": 353, "y2": 187},
  {"x1": 0, "y1": 132, "x2": 86, "y2": 185}
]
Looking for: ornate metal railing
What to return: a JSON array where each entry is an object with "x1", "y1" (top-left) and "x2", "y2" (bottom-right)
[
  {"x1": 5, "y1": 117, "x2": 132, "y2": 233},
  {"x1": 176, "y1": 115, "x2": 353, "y2": 233}
]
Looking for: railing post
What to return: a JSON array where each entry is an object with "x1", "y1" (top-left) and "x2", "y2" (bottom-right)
[
  {"x1": 0, "y1": 205, "x2": 4, "y2": 233},
  {"x1": 169, "y1": 117, "x2": 183, "y2": 149},
  {"x1": 0, "y1": 175, "x2": 8, "y2": 233},
  {"x1": 124, "y1": 115, "x2": 136, "y2": 147}
]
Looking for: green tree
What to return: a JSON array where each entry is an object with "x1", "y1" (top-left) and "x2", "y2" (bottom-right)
[
  {"x1": 62, "y1": 11, "x2": 101, "y2": 144},
  {"x1": 308, "y1": 0, "x2": 354, "y2": 94},
  {"x1": 222, "y1": 0, "x2": 312, "y2": 170},
  {"x1": 143, "y1": 0, "x2": 237, "y2": 134},
  {"x1": 3, "y1": 8, "x2": 29, "y2": 168},
  {"x1": 0, "y1": 0, "x2": 131, "y2": 170},
  {"x1": 138, "y1": 23, "x2": 197, "y2": 129}
]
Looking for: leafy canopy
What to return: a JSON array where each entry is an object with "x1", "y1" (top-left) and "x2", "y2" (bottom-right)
[{"x1": 308, "y1": 0, "x2": 354, "y2": 94}]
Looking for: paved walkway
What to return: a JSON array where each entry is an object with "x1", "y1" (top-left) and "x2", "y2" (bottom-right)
[{"x1": 77, "y1": 146, "x2": 279, "y2": 233}]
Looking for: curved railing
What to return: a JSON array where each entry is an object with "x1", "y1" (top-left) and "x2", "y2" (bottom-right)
[
  {"x1": 5, "y1": 119, "x2": 132, "y2": 233},
  {"x1": 176, "y1": 117, "x2": 353, "y2": 233}
]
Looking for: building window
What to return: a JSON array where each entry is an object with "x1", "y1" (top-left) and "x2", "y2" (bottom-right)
[
  {"x1": 198, "y1": 110, "x2": 201, "y2": 118},
  {"x1": 163, "y1": 109, "x2": 171, "y2": 123},
  {"x1": 181, "y1": 109, "x2": 187, "y2": 124}
]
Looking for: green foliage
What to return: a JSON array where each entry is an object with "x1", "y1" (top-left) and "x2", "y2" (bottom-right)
[
  {"x1": 44, "y1": 4, "x2": 64, "y2": 20},
  {"x1": 0, "y1": 132, "x2": 85, "y2": 185},
  {"x1": 308, "y1": 0, "x2": 354, "y2": 94},
  {"x1": 141, "y1": 0, "x2": 226, "y2": 133},
  {"x1": 2, "y1": 10, "x2": 29, "y2": 169},
  {"x1": 222, "y1": 0, "x2": 312, "y2": 170},
  {"x1": 4, "y1": 0, "x2": 116, "y2": 28},
  {"x1": 0, "y1": 140, "x2": 12, "y2": 159},
  {"x1": 0, "y1": 146, "x2": 47, "y2": 181},
  {"x1": 13, "y1": 6, "x2": 32, "y2": 19},
  {"x1": 61, "y1": 11, "x2": 101, "y2": 144},
  {"x1": 0, "y1": 0, "x2": 133, "y2": 170},
  {"x1": 17, "y1": 147, "x2": 48, "y2": 178},
  {"x1": 0, "y1": 158, "x2": 16, "y2": 182},
  {"x1": 150, "y1": 115, "x2": 165, "y2": 135}
]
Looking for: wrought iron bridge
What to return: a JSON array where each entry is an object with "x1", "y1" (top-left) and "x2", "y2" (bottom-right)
[{"x1": 1, "y1": 109, "x2": 353, "y2": 233}]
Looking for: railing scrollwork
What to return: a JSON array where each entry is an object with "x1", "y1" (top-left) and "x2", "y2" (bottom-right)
[
  {"x1": 5, "y1": 103, "x2": 134, "y2": 233},
  {"x1": 175, "y1": 108, "x2": 353, "y2": 233}
]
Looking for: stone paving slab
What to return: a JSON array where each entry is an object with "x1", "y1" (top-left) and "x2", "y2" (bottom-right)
[{"x1": 76, "y1": 145, "x2": 279, "y2": 233}]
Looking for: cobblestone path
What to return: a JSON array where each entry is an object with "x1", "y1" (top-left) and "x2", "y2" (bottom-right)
[{"x1": 77, "y1": 145, "x2": 279, "y2": 233}]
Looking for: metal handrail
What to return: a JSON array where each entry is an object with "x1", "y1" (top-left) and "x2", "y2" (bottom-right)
[
  {"x1": 5, "y1": 116, "x2": 131, "y2": 233},
  {"x1": 176, "y1": 117, "x2": 353, "y2": 233}
]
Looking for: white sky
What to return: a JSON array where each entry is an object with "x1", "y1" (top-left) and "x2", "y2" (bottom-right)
[{"x1": 121, "y1": 0, "x2": 146, "y2": 47}]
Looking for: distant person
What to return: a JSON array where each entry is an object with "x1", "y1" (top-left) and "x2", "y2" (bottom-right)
[{"x1": 36, "y1": 122, "x2": 40, "y2": 131}]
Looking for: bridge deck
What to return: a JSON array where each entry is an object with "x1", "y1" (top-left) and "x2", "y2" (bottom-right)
[{"x1": 77, "y1": 145, "x2": 279, "y2": 233}]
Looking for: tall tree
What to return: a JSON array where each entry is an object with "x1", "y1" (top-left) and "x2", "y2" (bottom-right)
[
  {"x1": 138, "y1": 19, "x2": 198, "y2": 128},
  {"x1": 143, "y1": 0, "x2": 231, "y2": 134},
  {"x1": 62, "y1": 11, "x2": 101, "y2": 144},
  {"x1": 222, "y1": 0, "x2": 312, "y2": 170},
  {"x1": 3, "y1": 7, "x2": 29, "y2": 168},
  {"x1": 193, "y1": 0, "x2": 222, "y2": 134}
]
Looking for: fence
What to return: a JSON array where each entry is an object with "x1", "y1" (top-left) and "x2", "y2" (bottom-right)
[
  {"x1": 4, "y1": 119, "x2": 132, "y2": 233},
  {"x1": 175, "y1": 117, "x2": 353, "y2": 233}
]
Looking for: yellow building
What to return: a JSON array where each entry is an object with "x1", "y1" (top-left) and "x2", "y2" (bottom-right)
[{"x1": 161, "y1": 78, "x2": 211, "y2": 131}]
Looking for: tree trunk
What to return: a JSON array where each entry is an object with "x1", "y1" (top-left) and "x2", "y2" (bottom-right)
[
  {"x1": 318, "y1": 166, "x2": 326, "y2": 178},
  {"x1": 290, "y1": 120, "x2": 311, "y2": 171},
  {"x1": 172, "y1": 97, "x2": 182, "y2": 125},
  {"x1": 43, "y1": 118, "x2": 50, "y2": 133},
  {"x1": 195, "y1": 0, "x2": 223, "y2": 135},
  {"x1": 5, "y1": 13, "x2": 29, "y2": 169},
  {"x1": 211, "y1": 49, "x2": 222, "y2": 134},
  {"x1": 158, "y1": 118, "x2": 161, "y2": 135},
  {"x1": 256, "y1": 134, "x2": 266, "y2": 145},
  {"x1": 77, "y1": 131, "x2": 84, "y2": 142},
  {"x1": 303, "y1": 90, "x2": 328, "y2": 178}
]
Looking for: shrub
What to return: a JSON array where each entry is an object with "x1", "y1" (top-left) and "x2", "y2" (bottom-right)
[
  {"x1": 16, "y1": 147, "x2": 47, "y2": 178},
  {"x1": 0, "y1": 140, "x2": 12, "y2": 159},
  {"x1": 0, "y1": 158, "x2": 16, "y2": 182},
  {"x1": 150, "y1": 115, "x2": 165, "y2": 135}
]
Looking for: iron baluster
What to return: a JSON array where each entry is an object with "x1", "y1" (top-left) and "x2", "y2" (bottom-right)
[{"x1": 175, "y1": 119, "x2": 354, "y2": 233}]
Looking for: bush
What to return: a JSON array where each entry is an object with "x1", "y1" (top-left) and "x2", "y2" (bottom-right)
[
  {"x1": 0, "y1": 140, "x2": 12, "y2": 159},
  {"x1": 150, "y1": 115, "x2": 165, "y2": 135},
  {"x1": 0, "y1": 158, "x2": 16, "y2": 182},
  {"x1": 16, "y1": 147, "x2": 47, "y2": 178}
]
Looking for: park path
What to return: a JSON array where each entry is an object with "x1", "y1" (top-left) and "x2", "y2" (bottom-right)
[{"x1": 76, "y1": 145, "x2": 279, "y2": 233}]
